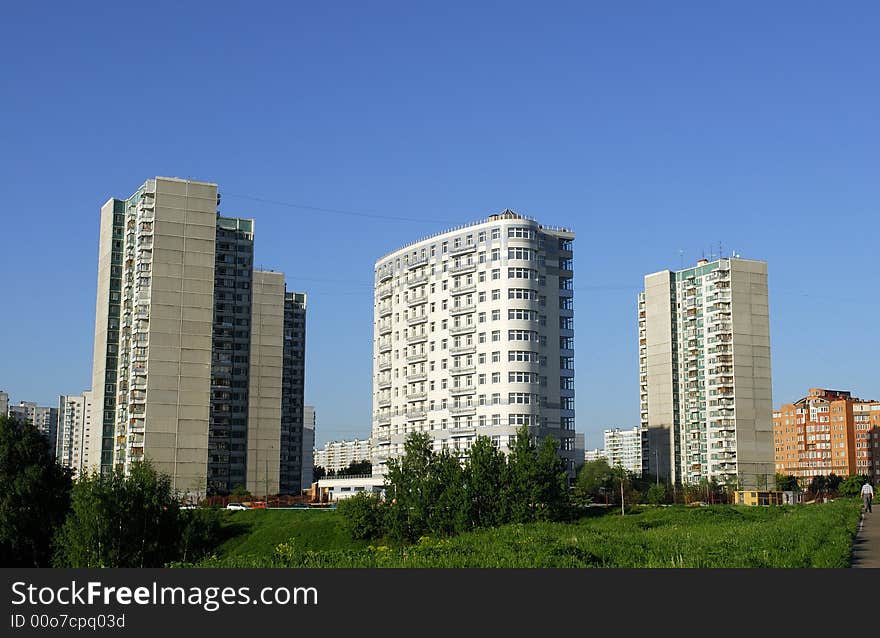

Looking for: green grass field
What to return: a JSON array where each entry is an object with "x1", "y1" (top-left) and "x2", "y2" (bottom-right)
[{"x1": 194, "y1": 499, "x2": 862, "y2": 568}]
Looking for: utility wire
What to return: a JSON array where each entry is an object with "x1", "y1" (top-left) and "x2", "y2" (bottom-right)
[{"x1": 222, "y1": 192, "x2": 458, "y2": 224}]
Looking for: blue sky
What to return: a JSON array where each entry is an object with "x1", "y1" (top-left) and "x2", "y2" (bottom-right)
[{"x1": 1, "y1": 2, "x2": 877, "y2": 449}]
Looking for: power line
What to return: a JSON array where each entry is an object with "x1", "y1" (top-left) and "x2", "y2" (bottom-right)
[{"x1": 222, "y1": 193, "x2": 457, "y2": 224}]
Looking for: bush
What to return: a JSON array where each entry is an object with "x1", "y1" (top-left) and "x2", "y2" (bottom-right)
[
  {"x1": 337, "y1": 492, "x2": 386, "y2": 540},
  {"x1": 179, "y1": 508, "x2": 223, "y2": 563},
  {"x1": 646, "y1": 484, "x2": 669, "y2": 505}
]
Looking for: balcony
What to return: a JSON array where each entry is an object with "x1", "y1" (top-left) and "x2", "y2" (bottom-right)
[
  {"x1": 407, "y1": 332, "x2": 428, "y2": 344},
  {"x1": 449, "y1": 427, "x2": 477, "y2": 437},
  {"x1": 407, "y1": 294, "x2": 428, "y2": 306},
  {"x1": 378, "y1": 360, "x2": 392, "y2": 372},
  {"x1": 407, "y1": 314, "x2": 428, "y2": 325},
  {"x1": 377, "y1": 270, "x2": 393, "y2": 283},
  {"x1": 407, "y1": 256, "x2": 429, "y2": 270},
  {"x1": 405, "y1": 411, "x2": 427, "y2": 421},
  {"x1": 450, "y1": 243, "x2": 476, "y2": 256},
  {"x1": 406, "y1": 274, "x2": 430, "y2": 287},
  {"x1": 378, "y1": 379, "x2": 392, "y2": 390},
  {"x1": 449, "y1": 365, "x2": 476, "y2": 376},
  {"x1": 406, "y1": 352, "x2": 428, "y2": 363},
  {"x1": 378, "y1": 322, "x2": 392, "y2": 335},
  {"x1": 449, "y1": 386, "x2": 476, "y2": 397},
  {"x1": 377, "y1": 284, "x2": 393, "y2": 299},
  {"x1": 407, "y1": 392, "x2": 428, "y2": 402},
  {"x1": 450, "y1": 284, "x2": 476, "y2": 296},
  {"x1": 376, "y1": 415, "x2": 391, "y2": 425},
  {"x1": 449, "y1": 324, "x2": 476, "y2": 336},
  {"x1": 450, "y1": 405, "x2": 476, "y2": 416},
  {"x1": 449, "y1": 262, "x2": 476, "y2": 275},
  {"x1": 450, "y1": 344, "x2": 476, "y2": 355},
  {"x1": 406, "y1": 372, "x2": 428, "y2": 382},
  {"x1": 450, "y1": 304, "x2": 476, "y2": 316},
  {"x1": 378, "y1": 304, "x2": 392, "y2": 317},
  {"x1": 378, "y1": 398, "x2": 391, "y2": 408},
  {"x1": 378, "y1": 341, "x2": 392, "y2": 353},
  {"x1": 376, "y1": 435, "x2": 391, "y2": 444}
]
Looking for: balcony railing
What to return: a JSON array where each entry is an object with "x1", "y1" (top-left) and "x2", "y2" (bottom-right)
[
  {"x1": 406, "y1": 372, "x2": 428, "y2": 382},
  {"x1": 406, "y1": 332, "x2": 428, "y2": 343},
  {"x1": 450, "y1": 344, "x2": 476, "y2": 355},
  {"x1": 449, "y1": 325, "x2": 475, "y2": 336},
  {"x1": 449, "y1": 284, "x2": 476, "y2": 296},
  {"x1": 450, "y1": 243, "x2": 476, "y2": 256},
  {"x1": 406, "y1": 352, "x2": 428, "y2": 363},
  {"x1": 449, "y1": 263, "x2": 476, "y2": 274},
  {"x1": 407, "y1": 314, "x2": 428, "y2": 325},
  {"x1": 450, "y1": 304, "x2": 476, "y2": 316},
  {"x1": 405, "y1": 411, "x2": 427, "y2": 421},
  {"x1": 449, "y1": 365, "x2": 476, "y2": 376},
  {"x1": 406, "y1": 274, "x2": 430, "y2": 287}
]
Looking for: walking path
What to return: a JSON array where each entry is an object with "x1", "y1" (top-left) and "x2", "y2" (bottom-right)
[{"x1": 850, "y1": 504, "x2": 880, "y2": 568}]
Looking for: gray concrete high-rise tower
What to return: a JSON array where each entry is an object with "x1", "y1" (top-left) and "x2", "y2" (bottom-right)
[
  {"x1": 88, "y1": 177, "x2": 306, "y2": 495},
  {"x1": 639, "y1": 257, "x2": 773, "y2": 488}
]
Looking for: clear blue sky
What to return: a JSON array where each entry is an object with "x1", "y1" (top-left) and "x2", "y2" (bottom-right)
[{"x1": 1, "y1": 2, "x2": 877, "y2": 449}]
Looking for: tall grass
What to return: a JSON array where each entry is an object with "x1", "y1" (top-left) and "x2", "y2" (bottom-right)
[{"x1": 189, "y1": 500, "x2": 861, "y2": 568}]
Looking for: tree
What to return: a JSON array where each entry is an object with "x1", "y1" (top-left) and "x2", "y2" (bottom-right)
[
  {"x1": 534, "y1": 436, "x2": 569, "y2": 521},
  {"x1": 427, "y1": 451, "x2": 468, "y2": 535},
  {"x1": 826, "y1": 473, "x2": 843, "y2": 493},
  {"x1": 313, "y1": 465, "x2": 326, "y2": 481},
  {"x1": 463, "y1": 436, "x2": 507, "y2": 528},
  {"x1": 572, "y1": 458, "x2": 614, "y2": 506},
  {"x1": 775, "y1": 473, "x2": 799, "y2": 492},
  {"x1": 646, "y1": 483, "x2": 668, "y2": 505},
  {"x1": 502, "y1": 426, "x2": 540, "y2": 523},
  {"x1": 839, "y1": 474, "x2": 870, "y2": 497},
  {"x1": 337, "y1": 492, "x2": 385, "y2": 540},
  {"x1": 54, "y1": 462, "x2": 189, "y2": 567},
  {"x1": 384, "y1": 432, "x2": 436, "y2": 541},
  {"x1": 342, "y1": 460, "x2": 372, "y2": 476},
  {"x1": 808, "y1": 475, "x2": 827, "y2": 498},
  {"x1": 230, "y1": 484, "x2": 252, "y2": 499},
  {"x1": 0, "y1": 415, "x2": 72, "y2": 566}
]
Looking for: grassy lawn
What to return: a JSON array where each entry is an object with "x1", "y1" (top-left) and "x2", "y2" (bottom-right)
[
  {"x1": 211, "y1": 509, "x2": 371, "y2": 557},
  {"x1": 195, "y1": 499, "x2": 861, "y2": 568}
]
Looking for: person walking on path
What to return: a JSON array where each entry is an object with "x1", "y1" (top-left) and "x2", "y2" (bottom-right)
[{"x1": 861, "y1": 481, "x2": 874, "y2": 513}]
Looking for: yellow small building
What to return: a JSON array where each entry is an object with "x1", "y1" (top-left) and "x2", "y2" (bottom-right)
[{"x1": 734, "y1": 490, "x2": 787, "y2": 506}]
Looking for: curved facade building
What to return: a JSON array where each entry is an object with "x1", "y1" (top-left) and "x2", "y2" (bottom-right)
[{"x1": 371, "y1": 210, "x2": 575, "y2": 475}]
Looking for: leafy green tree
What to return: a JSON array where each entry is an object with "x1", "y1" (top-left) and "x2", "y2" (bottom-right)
[
  {"x1": 343, "y1": 460, "x2": 372, "y2": 476},
  {"x1": 0, "y1": 414, "x2": 72, "y2": 566},
  {"x1": 463, "y1": 436, "x2": 507, "y2": 528},
  {"x1": 775, "y1": 473, "x2": 799, "y2": 492},
  {"x1": 534, "y1": 436, "x2": 569, "y2": 521},
  {"x1": 572, "y1": 458, "x2": 613, "y2": 506},
  {"x1": 646, "y1": 483, "x2": 669, "y2": 505},
  {"x1": 503, "y1": 426, "x2": 540, "y2": 523},
  {"x1": 337, "y1": 492, "x2": 385, "y2": 540},
  {"x1": 179, "y1": 508, "x2": 222, "y2": 564},
  {"x1": 808, "y1": 475, "x2": 827, "y2": 497},
  {"x1": 54, "y1": 462, "x2": 184, "y2": 567},
  {"x1": 838, "y1": 474, "x2": 870, "y2": 497},
  {"x1": 384, "y1": 432, "x2": 436, "y2": 541},
  {"x1": 230, "y1": 484, "x2": 252, "y2": 499},
  {"x1": 427, "y1": 451, "x2": 468, "y2": 536},
  {"x1": 313, "y1": 465, "x2": 326, "y2": 481},
  {"x1": 826, "y1": 473, "x2": 843, "y2": 493}
]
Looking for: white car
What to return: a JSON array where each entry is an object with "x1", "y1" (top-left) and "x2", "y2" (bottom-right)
[{"x1": 226, "y1": 502, "x2": 249, "y2": 511}]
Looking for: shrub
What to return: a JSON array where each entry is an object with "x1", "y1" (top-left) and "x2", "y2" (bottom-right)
[{"x1": 337, "y1": 492, "x2": 386, "y2": 540}]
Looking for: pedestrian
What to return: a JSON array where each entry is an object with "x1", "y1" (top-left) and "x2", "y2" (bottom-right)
[{"x1": 861, "y1": 481, "x2": 874, "y2": 513}]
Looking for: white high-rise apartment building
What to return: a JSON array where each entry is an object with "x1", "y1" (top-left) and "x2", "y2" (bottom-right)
[
  {"x1": 8, "y1": 401, "x2": 58, "y2": 453},
  {"x1": 603, "y1": 426, "x2": 646, "y2": 476},
  {"x1": 314, "y1": 438, "x2": 372, "y2": 474},
  {"x1": 57, "y1": 392, "x2": 93, "y2": 473},
  {"x1": 371, "y1": 210, "x2": 576, "y2": 475},
  {"x1": 639, "y1": 257, "x2": 773, "y2": 488}
]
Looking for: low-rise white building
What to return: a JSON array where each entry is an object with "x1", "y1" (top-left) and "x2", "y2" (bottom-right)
[{"x1": 318, "y1": 475, "x2": 383, "y2": 501}]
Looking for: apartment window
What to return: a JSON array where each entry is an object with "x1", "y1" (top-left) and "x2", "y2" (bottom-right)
[
  {"x1": 491, "y1": 372, "x2": 501, "y2": 383},
  {"x1": 478, "y1": 312, "x2": 486, "y2": 323},
  {"x1": 442, "y1": 241, "x2": 448, "y2": 253},
  {"x1": 478, "y1": 374, "x2": 486, "y2": 385},
  {"x1": 441, "y1": 339, "x2": 447, "y2": 349},
  {"x1": 479, "y1": 271, "x2": 486, "y2": 283},
  {"x1": 491, "y1": 330, "x2": 501, "y2": 342},
  {"x1": 491, "y1": 269, "x2": 500, "y2": 280},
  {"x1": 491, "y1": 248, "x2": 500, "y2": 261},
  {"x1": 492, "y1": 289, "x2": 501, "y2": 301},
  {"x1": 478, "y1": 332, "x2": 487, "y2": 344},
  {"x1": 478, "y1": 292, "x2": 487, "y2": 303},
  {"x1": 492, "y1": 309, "x2": 501, "y2": 321},
  {"x1": 508, "y1": 247, "x2": 533, "y2": 260},
  {"x1": 478, "y1": 353, "x2": 486, "y2": 364},
  {"x1": 478, "y1": 231, "x2": 486, "y2": 242}
]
